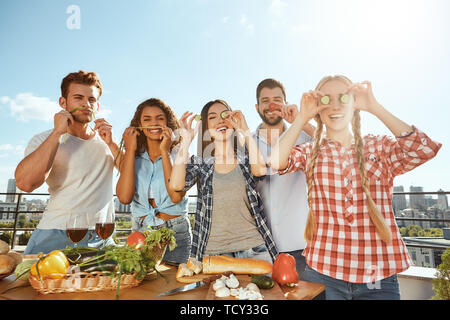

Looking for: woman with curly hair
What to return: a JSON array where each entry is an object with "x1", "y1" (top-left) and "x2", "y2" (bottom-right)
[{"x1": 116, "y1": 98, "x2": 192, "y2": 264}]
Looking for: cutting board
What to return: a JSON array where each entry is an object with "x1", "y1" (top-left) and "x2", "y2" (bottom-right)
[{"x1": 205, "y1": 274, "x2": 286, "y2": 300}]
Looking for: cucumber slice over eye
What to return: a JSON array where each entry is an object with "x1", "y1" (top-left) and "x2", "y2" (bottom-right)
[
  {"x1": 220, "y1": 111, "x2": 229, "y2": 119},
  {"x1": 340, "y1": 94, "x2": 350, "y2": 104},
  {"x1": 320, "y1": 95, "x2": 330, "y2": 105}
]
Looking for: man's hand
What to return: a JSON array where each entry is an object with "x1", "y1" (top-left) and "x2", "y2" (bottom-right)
[
  {"x1": 281, "y1": 104, "x2": 299, "y2": 124},
  {"x1": 53, "y1": 110, "x2": 74, "y2": 136},
  {"x1": 94, "y1": 118, "x2": 114, "y2": 146}
]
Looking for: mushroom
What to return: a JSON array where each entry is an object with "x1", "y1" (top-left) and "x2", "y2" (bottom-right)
[
  {"x1": 215, "y1": 286, "x2": 231, "y2": 298},
  {"x1": 212, "y1": 279, "x2": 226, "y2": 291},
  {"x1": 246, "y1": 282, "x2": 260, "y2": 293},
  {"x1": 225, "y1": 274, "x2": 239, "y2": 289}
]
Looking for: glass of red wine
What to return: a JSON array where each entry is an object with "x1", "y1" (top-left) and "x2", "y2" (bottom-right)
[
  {"x1": 95, "y1": 210, "x2": 115, "y2": 248},
  {"x1": 66, "y1": 212, "x2": 88, "y2": 247}
]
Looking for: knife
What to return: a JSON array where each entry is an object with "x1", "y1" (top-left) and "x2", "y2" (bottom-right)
[{"x1": 157, "y1": 272, "x2": 232, "y2": 297}]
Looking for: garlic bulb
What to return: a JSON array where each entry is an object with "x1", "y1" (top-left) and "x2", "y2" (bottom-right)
[
  {"x1": 215, "y1": 286, "x2": 231, "y2": 298},
  {"x1": 212, "y1": 279, "x2": 226, "y2": 291},
  {"x1": 225, "y1": 274, "x2": 239, "y2": 289}
]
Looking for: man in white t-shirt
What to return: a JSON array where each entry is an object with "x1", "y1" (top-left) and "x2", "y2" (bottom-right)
[
  {"x1": 15, "y1": 70, "x2": 121, "y2": 254},
  {"x1": 252, "y1": 78, "x2": 315, "y2": 280}
]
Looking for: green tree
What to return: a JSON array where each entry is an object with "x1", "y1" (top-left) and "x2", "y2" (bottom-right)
[{"x1": 432, "y1": 248, "x2": 450, "y2": 300}]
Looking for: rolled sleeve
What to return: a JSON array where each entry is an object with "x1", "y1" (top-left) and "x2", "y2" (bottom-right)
[
  {"x1": 384, "y1": 126, "x2": 442, "y2": 177},
  {"x1": 278, "y1": 143, "x2": 309, "y2": 176},
  {"x1": 183, "y1": 155, "x2": 202, "y2": 192}
]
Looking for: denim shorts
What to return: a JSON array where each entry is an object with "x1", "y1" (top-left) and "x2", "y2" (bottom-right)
[
  {"x1": 303, "y1": 264, "x2": 401, "y2": 300},
  {"x1": 133, "y1": 214, "x2": 192, "y2": 264},
  {"x1": 24, "y1": 228, "x2": 116, "y2": 255}
]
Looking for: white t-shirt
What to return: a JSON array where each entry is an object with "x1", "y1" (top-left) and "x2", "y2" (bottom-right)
[
  {"x1": 253, "y1": 125, "x2": 312, "y2": 252},
  {"x1": 24, "y1": 130, "x2": 115, "y2": 230}
]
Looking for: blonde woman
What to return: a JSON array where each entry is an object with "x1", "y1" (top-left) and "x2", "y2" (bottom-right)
[{"x1": 269, "y1": 75, "x2": 442, "y2": 299}]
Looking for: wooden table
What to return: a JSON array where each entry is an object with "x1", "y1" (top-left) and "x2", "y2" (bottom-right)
[{"x1": 0, "y1": 264, "x2": 324, "y2": 300}]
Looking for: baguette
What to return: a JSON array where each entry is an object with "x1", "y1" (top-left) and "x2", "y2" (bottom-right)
[
  {"x1": 186, "y1": 257, "x2": 203, "y2": 274},
  {"x1": 202, "y1": 256, "x2": 272, "y2": 275},
  {"x1": 176, "y1": 274, "x2": 212, "y2": 284},
  {"x1": 176, "y1": 263, "x2": 193, "y2": 278}
]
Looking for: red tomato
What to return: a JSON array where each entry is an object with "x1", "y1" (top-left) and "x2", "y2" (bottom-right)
[
  {"x1": 126, "y1": 232, "x2": 146, "y2": 250},
  {"x1": 268, "y1": 103, "x2": 281, "y2": 112}
]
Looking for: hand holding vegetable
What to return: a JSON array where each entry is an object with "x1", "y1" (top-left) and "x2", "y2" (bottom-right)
[{"x1": 179, "y1": 111, "x2": 201, "y2": 147}]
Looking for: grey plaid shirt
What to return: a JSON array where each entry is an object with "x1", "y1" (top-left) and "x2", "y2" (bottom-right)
[{"x1": 183, "y1": 146, "x2": 278, "y2": 262}]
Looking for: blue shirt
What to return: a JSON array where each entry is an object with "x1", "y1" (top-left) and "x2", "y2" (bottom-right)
[
  {"x1": 253, "y1": 124, "x2": 312, "y2": 252},
  {"x1": 131, "y1": 149, "x2": 188, "y2": 227}
]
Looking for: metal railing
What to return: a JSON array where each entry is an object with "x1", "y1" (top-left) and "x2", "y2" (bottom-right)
[{"x1": 1, "y1": 191, "x2": 449, "y2": 251}]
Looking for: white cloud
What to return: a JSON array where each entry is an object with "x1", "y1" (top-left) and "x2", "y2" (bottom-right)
[
  {"x1": 240, "y1": 14, "x2": 254, "y2": 35},
  {"x1": 240, "y1": 14, "x2": 248, "y2": 25},
  {"x1": 269, "y1": 0, "x2": 288, "y2": 16},
  {"x1": 0, "y1": 144, "x2": 25, "y2": 156},
  {"x1": 0, "y1": 93, "x2": 60, "y2": 122},
  {"x1": 0, "y1": 93, "x2": 113, "y2": 122},
  {"x1": 222, "y1": 16, "x2": 229, "y2": 24}
]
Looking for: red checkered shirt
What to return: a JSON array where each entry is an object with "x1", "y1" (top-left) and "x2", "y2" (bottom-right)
[{"x1": 279, "y1": 126, "x2": 442, "y2": 283}]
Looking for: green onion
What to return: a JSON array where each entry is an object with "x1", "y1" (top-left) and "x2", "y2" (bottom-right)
[
  {"x1": 63, "y1": 107, "x2": 96, "y2": 144},
  {"x1": 135, "y1": 126, "x2": 163, "y2": 130}
]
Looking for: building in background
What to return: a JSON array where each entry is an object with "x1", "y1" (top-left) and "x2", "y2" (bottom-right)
[
  {"x1": 404, "y1": 228, "x2": 450, "y2": 268},
  {"x1": 437, "y1": 189, "x2": 448, "y2": 210},
  {"x1": 410, "y1": 186, "x2": 426, "y2": 211},
  {"x1": 6, "y1": 179, "x2": 18, "y2": 203},
  {"x1": 393, "y1": 186, "x2": 407, "y2": 213}
]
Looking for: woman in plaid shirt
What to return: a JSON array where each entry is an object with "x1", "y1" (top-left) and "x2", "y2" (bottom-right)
[
  {"x1": 270, "y1": 75, "x2": 442, "y2": 299},
  {"x1": 170, "y1": 100, "x2": 278, "y2": 263}
]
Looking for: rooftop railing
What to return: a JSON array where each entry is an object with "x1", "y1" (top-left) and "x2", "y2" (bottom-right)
[{"x1": 1, "y1": 191, "x2": 449, "y2": 253}]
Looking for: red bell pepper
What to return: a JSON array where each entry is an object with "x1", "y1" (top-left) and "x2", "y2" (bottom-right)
[{"x1": 271, "y1": 253, "x2": 299, "y2": 287}]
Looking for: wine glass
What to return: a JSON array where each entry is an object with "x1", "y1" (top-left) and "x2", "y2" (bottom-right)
[
  {"x1": 66, "y1": 211, "x2": 88, "y2": 247},
  {"x1": 95, "y1": 210, "x2": 115, "y2": 248}
]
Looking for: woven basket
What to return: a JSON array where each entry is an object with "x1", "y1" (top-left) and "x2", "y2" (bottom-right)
[{"x1": 29, "y1": 271, "x2": 142, "y2": 294}]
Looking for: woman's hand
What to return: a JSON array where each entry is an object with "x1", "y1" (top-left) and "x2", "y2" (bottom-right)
[
  {"x1": 122, "y1": 127, "x2": 139, "y2": 152},
  {"x1": 224, "y1": 110, "x2": 249, "y2": 133},
  {"x1": 345, "y1": 81, "x2": 382, "y2": 114},
  {"x1": 160, "y1": 127, "x2": 173, "y2": 153},
  {"x1": 298, "y1": 90, "x2": 328, "y2": 122},
  {"x1": 179, "y1": 111, "x2": 201, "y2": 147}
]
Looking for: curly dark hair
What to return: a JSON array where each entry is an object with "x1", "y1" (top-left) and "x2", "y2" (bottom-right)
[{"x1": 129, "y1": 98, "x2": 181, "y2": 156}]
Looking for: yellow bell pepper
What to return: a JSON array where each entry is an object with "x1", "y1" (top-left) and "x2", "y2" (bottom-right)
[{"x1": 30, "y1": 250, "x2": 70, "y2": 279}]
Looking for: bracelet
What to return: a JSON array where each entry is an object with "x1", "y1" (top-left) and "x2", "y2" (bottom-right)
[{"x1": 396, "y1": 127, "x2": 415, "y2": 139}]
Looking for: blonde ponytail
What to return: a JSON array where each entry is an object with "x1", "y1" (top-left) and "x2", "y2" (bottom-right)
[
  {"x1": 351, "y1": 110, "x2": 392, "y2": 243},
  {"x1": 304, "y1": 115, "x2": 323, "y2": 243}
]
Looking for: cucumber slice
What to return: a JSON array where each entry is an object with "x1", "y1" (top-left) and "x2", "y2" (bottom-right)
[
  {"x1": 220, "y1": 111, "x2": 229, "y2": 119},
  {"x1": 194, "y1": 115, "x2": 201, "y2": 121},
  {"x1": 340, "y1": 94, "x2": 350, "y2": 104},
  {"x1": 320, "y1": 95, "x2": 330, "y2": 105}
]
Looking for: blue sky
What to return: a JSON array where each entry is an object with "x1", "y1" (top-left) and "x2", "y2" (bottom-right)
[{"x1": 0, "y1": 0, "x2": 449, "y2": 196}]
